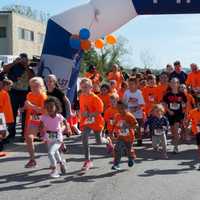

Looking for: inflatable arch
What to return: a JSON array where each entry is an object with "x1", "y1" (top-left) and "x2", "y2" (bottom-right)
[{"x1": 38, "y1": 0, "x2": 200, "y2": 102}]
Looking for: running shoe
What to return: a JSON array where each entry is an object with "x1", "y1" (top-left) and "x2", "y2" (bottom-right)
[
  {"x1": 81, "y1": 160, "x2": 93, "y2": 171},
  {"x1": 25, "y1": 159, "x2": 37, "y2": 168},
  {"x1": 60, "y1": 160, "x2": 67, "y2": 175},
  {"x1": 50, "y1": 170, "x2": 60, "y2": 178},
  {"x1": 128, "y1": 158, "x2": 135, "y2": 167},
  {"x1": 111, "y1": 164, "x2": 121, "y2": 170},
  {"x1": 173, "y1": 146, "x2": 179, "y2": 154}
]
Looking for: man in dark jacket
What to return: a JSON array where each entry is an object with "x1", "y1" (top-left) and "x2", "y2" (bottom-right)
[{"x1": 170, "y1": 61, "x2": 187, "y2": 84}]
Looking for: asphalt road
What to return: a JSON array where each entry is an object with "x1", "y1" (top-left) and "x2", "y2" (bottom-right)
[{"x1": 1, "y1": 134, "x2": 200, "y2": 200}]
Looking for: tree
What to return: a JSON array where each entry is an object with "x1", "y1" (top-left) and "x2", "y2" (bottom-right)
[
  {"x1": 81, "y1": 36, "x2": 131, "y2": 76},
  {"x1": 2, "y1": 4, "x2": 50, "y2": 23},
  {"x1": 140, "y1": 49, "x2": 155, "y2": 69}
]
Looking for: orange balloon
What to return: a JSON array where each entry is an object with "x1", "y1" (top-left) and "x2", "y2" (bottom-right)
[
  {"x1": 81, "y1": 40, "x2": 91, "y2": 50},
  {"x1": 95, "y1": 39, "x2": 104, "y2": 49},
  {"x1": 106, "y1": 35, "x2": 117, "y2": 45}
]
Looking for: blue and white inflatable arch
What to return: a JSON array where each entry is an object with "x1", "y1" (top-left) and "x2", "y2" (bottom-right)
[{"x1": 38, "y1": 0, "x2": 200, "y2": 102}]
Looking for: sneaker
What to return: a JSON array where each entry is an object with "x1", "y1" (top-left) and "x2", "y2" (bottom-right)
[
  {"x1": 153, "y1": 146, "x2": 159, "y2": 152},
  {"x1": 173, "y1": 146, "x2": 179, "y2": 154},
  {"x1": 81, "y1": 160, "x2": 93, "y2": 171},
  {"x1": 50, "y1": 170, "x2": 60, "y2": 178},
  {"x1": 111, "y1": 164, "x2": 121, "y2": 170},
  {"x1": 60, "y1": 160, "x2": 67, "y2": 175},
  {"x1": 25, "y1": 159, "x2": 37, "y2": 168},
  {"x1": 128, "y1": 158, "x2": 135, "y2": 167}
]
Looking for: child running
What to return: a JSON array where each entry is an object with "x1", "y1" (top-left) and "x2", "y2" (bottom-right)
[
  {"x1": 24, "y1": 77, "x2": 47, "y2": 168},
  {"x1": 145, "y1": 104, "x2": 169, "y2": 159},
  {"x1": 111, "y1": 101, "x2": 138, "y2": 170},
  {"x1": 104, "y1": 93, "x2": 119, "y2": 139},
  {"x1": 40, "y1": 97, "x2": 67, "y2": 178},
  {"x1": 163, "y1": 78, "x2": 187, "y2": 153},
  {"x1": 79, "y1": 78, "x2": 113, "y2": 171},
  {"x1": 123, "y1": 77, "x2": 145, "y2": 146}
]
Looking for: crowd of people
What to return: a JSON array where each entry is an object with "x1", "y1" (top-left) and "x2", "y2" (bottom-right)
[{"x1": 1, "y1": 53, "x2": 200, "y2": 178}]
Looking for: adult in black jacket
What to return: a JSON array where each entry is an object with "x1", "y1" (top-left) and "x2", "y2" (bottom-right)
[{"x1": 169, "y1": 61, "x2": 187, "y2": 84}]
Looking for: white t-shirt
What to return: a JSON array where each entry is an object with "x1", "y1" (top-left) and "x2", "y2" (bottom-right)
[{"x1": 123, "y1": 89, "x2": 145, "y2": 119}]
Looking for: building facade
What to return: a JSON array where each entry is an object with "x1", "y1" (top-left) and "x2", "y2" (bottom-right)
[{"x1": 0, "y1": 11, "x2": 46, "y2": 57}]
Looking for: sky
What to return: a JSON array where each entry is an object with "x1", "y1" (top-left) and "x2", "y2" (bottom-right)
[{"x1": 1, "y1": 0, "x2": 200, "y2": 69}]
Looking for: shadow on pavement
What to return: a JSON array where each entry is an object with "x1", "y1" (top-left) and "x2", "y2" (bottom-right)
[{"x1": 0, "y1": 166, "x2": 127, "y2": 192}]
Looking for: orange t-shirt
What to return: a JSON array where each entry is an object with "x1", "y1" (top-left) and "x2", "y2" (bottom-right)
[
  {"x1": 98, "y1": 93, "x2": 112, "y2": 110},
  {"x1": 0, "y1": 90, "x2": 14, "y2": 124},
  {"x1": 118, "y1": 88, "x2": 126, "y2": 100},
  {"x1": 80, "y1": 92, "x2": 104, "y2": 132},
  {"x1": 25, "y1": 92, "x2": 47, "y2": 126},
  {"x1": 114, "y1": 112, "x2": 137, "y2": 143},
  {"x1": 107, "y1": 71, "x2": 124, "y2": 89},
  {"x1": 157, "y1": 84, "x2": 168, "y2": 102},
  {"x1": 142, "y1": 85, "x2": 159, "y2": 115},
  {"x1": 188, "y1": 108, "x2": 200, "y2": 135},
  {"x1": 104, "y1": 106, "x2": 119, "y2": 133},
  {"x1": 185, "y1": 92, "x2": 195, "y2": 114},
  {"x1": 186, "y1": 71, "x2": 200, "y2": 89}
]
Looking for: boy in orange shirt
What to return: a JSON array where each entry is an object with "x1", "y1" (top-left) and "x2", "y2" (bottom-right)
[
  {"x1": 180, "y1": 84, "x2": 195, "y2": 142},
  {"x1": 109, "y1": 80, "x2": 118, "y2": 95},
  {"x1": 104, "y1": 93, "x2": 119, "y2": 138},
  {"x1": 0, "y1": 78, "x2": 8, "y2": 154},
  {"x1": 142, "y1": 74, "x2": 159, "y2": 115},
  {"x1": 0, "y1": 78, "x2": 14, "y2": 148},
  {"x1": 2, "y1": 79, "x2": 14, "y2": 141},
  {"x1": 186, "y1": 63, "x2": 200, "y2": 92},
  {"x1": 79, "y1": 78, "x2": 113, "y2": 171},
  {"x1": 157, "y1": 72, "x2": 169, "y2": 102},
  {"x1": 118, "y1": 81, "x2": 128, "y2": 100},
  {"x1": 187, "y1": 98, "x2": 200, "y2": 169},
  {"x1": 107, "y1": 64, "x2": 124, "y2": 89},
  {"x1": 98, "y1": 84, "x2": 112, "y2": 110},
  {"x1": 111, "y1": 101, "x2": 138, "y2": 170}
]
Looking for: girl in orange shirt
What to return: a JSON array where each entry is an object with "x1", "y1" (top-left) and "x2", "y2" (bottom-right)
[
  {"x1": 24, "y1": 77, "x2": 47, "y2": 168},
  {"x1": 79, "y1": 78, "x2": 113, "y2": 171},
  {"x1": 111, "y1": 101, "x2": 138, "y2": 170}
]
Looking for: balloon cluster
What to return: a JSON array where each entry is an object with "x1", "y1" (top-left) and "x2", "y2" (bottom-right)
[{"x1": 69, "y1": 28, "x2": 117, "y2": 51}]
